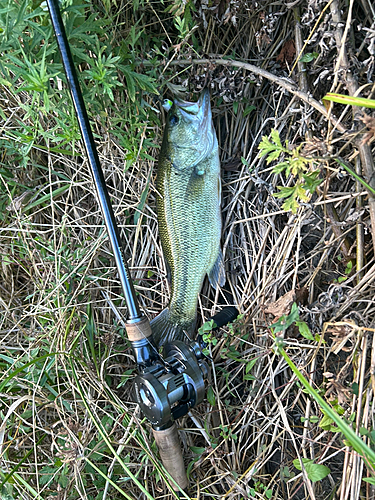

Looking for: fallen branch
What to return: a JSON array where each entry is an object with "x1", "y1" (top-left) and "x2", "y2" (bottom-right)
[{"x1": 164, "y1": 57, "x2": 347, "y2": 133}]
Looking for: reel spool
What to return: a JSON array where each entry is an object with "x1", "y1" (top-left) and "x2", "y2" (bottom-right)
[{"x1": 134, "y1": 340, "x2": 208, "y2": 428}]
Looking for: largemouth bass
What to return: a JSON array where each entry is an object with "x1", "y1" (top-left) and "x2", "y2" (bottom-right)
[{"x1": 151, "y1": 89, "x2": 225, "y2": 346}]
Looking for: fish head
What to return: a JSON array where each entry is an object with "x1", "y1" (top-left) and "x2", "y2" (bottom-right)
[{"x1": 162, "y1": 89, "x2": 218, "y2": 171}]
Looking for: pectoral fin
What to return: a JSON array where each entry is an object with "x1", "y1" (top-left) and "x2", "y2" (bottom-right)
[{"x1": 208, "y1": 249, "x2": 226, "y2": 289}]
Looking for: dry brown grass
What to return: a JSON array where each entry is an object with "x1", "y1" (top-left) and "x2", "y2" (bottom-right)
[{"x1": 1, "y1": 0, "x2": 375, "y2": 499}]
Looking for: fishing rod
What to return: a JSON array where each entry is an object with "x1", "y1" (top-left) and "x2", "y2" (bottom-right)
[{"x1": 45, "y1": 0, "x2": 238, "y2": 493}]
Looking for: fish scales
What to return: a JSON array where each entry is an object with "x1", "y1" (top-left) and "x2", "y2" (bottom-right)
[{"x1": 151, "y1": 89, "x2": 225, "y2": 346}]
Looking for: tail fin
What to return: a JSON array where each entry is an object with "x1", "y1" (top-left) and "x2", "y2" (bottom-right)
[{"x1": 150, "y1": 308, "x2": 195, "y2": 347}]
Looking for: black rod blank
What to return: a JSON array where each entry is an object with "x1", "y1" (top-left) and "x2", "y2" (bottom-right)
[{"x1": 46, "y1": 0, "x2": 141, "y2": 320}]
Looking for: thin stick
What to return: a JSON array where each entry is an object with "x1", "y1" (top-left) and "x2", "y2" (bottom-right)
[{"x1": 159, "y1": 58, "x2": 347, "y2": 133}]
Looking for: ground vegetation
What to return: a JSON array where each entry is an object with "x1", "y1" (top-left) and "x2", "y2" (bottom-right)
[{"x1": 1, "y1": 0, "x2": 375, "y2": 499}]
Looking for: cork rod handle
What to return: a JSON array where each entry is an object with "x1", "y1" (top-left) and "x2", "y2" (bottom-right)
[{"x1": 152, "y1": 423, "x2": 188, "y2": 491}]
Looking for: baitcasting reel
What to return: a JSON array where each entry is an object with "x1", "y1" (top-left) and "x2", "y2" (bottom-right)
[
  {"x1": 134, "y1": 339, "x2": 208, "y2": 428},
  {"x1": 133, "y1": 307, "x2": 238, "y2": 429}
]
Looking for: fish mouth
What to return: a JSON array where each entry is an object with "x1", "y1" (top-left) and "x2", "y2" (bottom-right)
[
  {"x1": 174, "y1": 88, "x2": 211, "y2": 128},
  {"x1": 169, "y1": 89, "x2": 216, "y2": 166}
]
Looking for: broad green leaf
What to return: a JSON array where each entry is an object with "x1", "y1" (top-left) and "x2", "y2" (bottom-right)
[
  {"x1": 295, "y1": 321, "x2": 314, "y2": 340},
  {"x1": 293, "y1": 458, "x2": 330, "y2": 482},
  {"x1": 300, "y1": 52, "x2": 318, "y2": 63},
  {"x1": 243, "y1": 105, "x2": 256, "y2": 116},
  {"x1": 207, "y1": 386, "x2": 216, "y2": 407},
  {"x1": 190, "y1": 446, "x2": 206, "y2": 455},
  {"x1": 359, "y1": 427, "x2": 369, "y2": 436},
  {"x1": 319, "y1": 413, "x2": 335, "y2": 430},
  {"x1": 305, "y1": 462, "x2": 330, "y2": 482}
]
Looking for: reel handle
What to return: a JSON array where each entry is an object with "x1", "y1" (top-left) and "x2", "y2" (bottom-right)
[
  {"x1": 152, "y1": 423, "x2": 188, "y2": 492},
  {"x1": 209, "y1": 305, "x2": 239, "y2": 330}
]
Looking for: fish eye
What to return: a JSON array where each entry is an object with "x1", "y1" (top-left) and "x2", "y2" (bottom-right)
[{"x1": 169, "y1": 115, "x2": 179, "y2": 126}]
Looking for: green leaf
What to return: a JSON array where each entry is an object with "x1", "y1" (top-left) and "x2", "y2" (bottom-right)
[
  {"x1": 299, "y1": 52, "x2": 318, "y2": 63},
  {"x1": 306, "y1": 463, "x2": 330, "y2": 482},
  {"x1": 282, "y1": 196, "x2": 300, "y2": 213},
  {"x1": 271, "y1": 302, "x2": 300, "y2": 333},
  {"x1": 270, "y1": 128, "x2": 283, "y2": 148},
  {"x1": 258, "y1": 130, "x2": 286, "y2": 163},
  {"x1": 273, "y1": 186, "x2": 297, "y2": 199},
  {"x1": 39, "y1": 466, "x2": 57, "y2": 486},
  {"x1": 302, "y1": 170, "x2": 322, "y2": 194},
  {"x1": 335, "y1": 158, "x2": 375, "y2": 195},
  {"x1": 295, "y1": 321, "x2": 314, "y2": 340},
  {"x1": 359, "y1": 427, "x2": 369, "y2": 436},
  {"x1": 276, "y1": 344, "x2": 375, "y2": 467},
  {"x1": 258, "y1": 136, "x2": 273, "y2": 155},
  {"x1": 295, "y1": 183, "x2": 309, "y2": 202},
  {"x1": 363, "y1": 477, "x2": 375, "y2": 485},
  {"x1": 190, "y1": 446, "x2": 206, "y2": 455},
  {"x1": 243, "y1": 105, "x2": 256, "y2": 117},
  {"x1": 293, "y1": 458, "x2": 330, "y2": 482},
  {"x1": 265, "y1": 489, "x2": 273, "y2": 498},
  {"x1": 351, "y1": 382, "x2": 359, "y2": 396},
  {"x1": 134, "y1": 173, "x2": 151, "y2": 225},
  {"x1": 58, "y1": 468, "x2": 69, "y2": 488},
  {"x1": 207, "y1": 386, "x2": 216, "y2": 407},
  {"x1": 309, "y1": 416, "x2": 320, "y2": 423},
  {"x1": 245, "y1": 358, "x2": 257, "y2": 373},
  {"x1": 345, "y1": 261, "x2": 353, "y2": 275},
  {"x1": 273, "y1": 161, "x2": 289, "y2": 174},
  {"x1": 319, "y1": 413, "x2": 339, "y2": 432}
]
